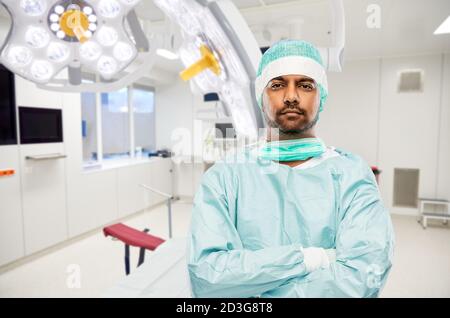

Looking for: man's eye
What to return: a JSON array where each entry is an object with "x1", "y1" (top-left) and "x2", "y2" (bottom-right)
[
  {"x1": 299, "y1": 83, "x2": 314, "y2": 90},
  {"x1": 271, "y1": 83, "x2": 283, "y2": 89}
]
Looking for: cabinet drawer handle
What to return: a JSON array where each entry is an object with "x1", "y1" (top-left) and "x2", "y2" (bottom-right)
[{"x1": 25, "y1": 154, "x2": 67, "y2": 161}]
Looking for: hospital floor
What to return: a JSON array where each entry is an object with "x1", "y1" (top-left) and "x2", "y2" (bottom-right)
[{"x1": 0, "y1": 201, "x2": 449, "y2": 298}]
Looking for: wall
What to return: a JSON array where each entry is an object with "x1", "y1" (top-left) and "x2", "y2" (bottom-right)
[
  {"x1": 156, "y1": 80, "x2": 199, "y2": 198},
  {"x1": 319, "y1": 59, "x2": 381, "y2": 165},
  {"x1": 378, "y1": 54, "x2": 444, "y2": 215},
  {"x1": 155, "y1": 81, "x2": 194, "y2": 151},
  {"x1": 319, "y1": 53, "x2": 450, "y2": 215},
  {"x1": 436, "y1": 54, "x2": 450, "y2": 201},
  {"x1": 155, "y1": 79, "x2": 223, "y2": 198}
]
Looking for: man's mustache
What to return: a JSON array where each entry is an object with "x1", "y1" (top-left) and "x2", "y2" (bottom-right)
[{"x1": 278, "y1": 103, "x2": 306, "y2": 115}]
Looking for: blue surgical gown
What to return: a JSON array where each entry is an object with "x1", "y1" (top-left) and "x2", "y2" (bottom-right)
[{"x1": 187, "y1": 148, "x2": 395, "y2": 298}]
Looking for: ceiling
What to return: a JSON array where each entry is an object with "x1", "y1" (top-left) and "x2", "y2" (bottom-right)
[
  {"x1": 135, "y1": 0, "x2": 304, "y2": 22},
  {"x1": 0, "y1": 0, "x2": 449, "y2": 83},
  {"x1": 136, "y1": 0, "x2": 450, "y2": 76}
]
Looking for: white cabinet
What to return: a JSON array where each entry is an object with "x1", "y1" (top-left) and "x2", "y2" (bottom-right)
[
  {"x1": 14, "y1": 76, "x2": 62, "y2": 109},
  {"x1": 117, "y1": 162, "x2": 152, "y2": 218},
  {"x1": 149, "y1": 158, "x2": 173, "y2": 205},
  {"x1": 0, "y1": 146, "x2": 25, "y2": 266},
  {"x1": 173, "y1": 161, "x2": 210, "y2": 198},
  {"x1": 66, "y1": 169, "x2": 118, "y2": 238},
  {"x1": 20, "y1": 144, "x2": 68, "y2": 255},
  {"x1": 116, "y1": 158, "x2": 173, "y2": 218}
]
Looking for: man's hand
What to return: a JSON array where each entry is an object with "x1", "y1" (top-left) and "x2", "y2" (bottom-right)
[{"x1": 302, "y1": 247, "x2": 336, "y2": 272}]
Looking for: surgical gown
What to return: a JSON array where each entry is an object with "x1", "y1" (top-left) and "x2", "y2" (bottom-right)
[{"x1": 187, "y1": 147, "x2": 395, "y2": 298}]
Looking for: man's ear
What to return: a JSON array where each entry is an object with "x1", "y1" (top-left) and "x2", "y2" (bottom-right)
[
  {"x1": 261, "y1": 90, "x2": 268, "y2": 113},
  {"x1": 316, "y1": 91, "x2": 321, "y2": 110}
]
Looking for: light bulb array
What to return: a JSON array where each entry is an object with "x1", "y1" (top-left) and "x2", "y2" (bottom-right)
[{"x1": 0, "y1": 0, "x2": 141, "y2": 84}]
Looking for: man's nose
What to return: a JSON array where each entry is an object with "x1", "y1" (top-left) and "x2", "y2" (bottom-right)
[{"x1": 284, "y1": 83, "x2": 299, "y2": 105}]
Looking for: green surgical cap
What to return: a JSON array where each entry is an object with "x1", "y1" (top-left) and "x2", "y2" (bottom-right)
[{"x1": 255, "y1": 40, "x2": 328, "y2": 112}]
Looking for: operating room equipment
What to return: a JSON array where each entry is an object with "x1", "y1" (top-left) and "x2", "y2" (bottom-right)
[
  {"x1": 0, "y1": 0, "x2": 156, "y2": 92},
  {"x1": 418, "y1": 198, "x2": 450, "y2": 229},
  {"x1": 140, "y1": 183, "x2": 174, "y2": 239},
  {"x1": 103, "y1": 223, "x2": 165, "y2": 275},
  {"x1": 103, "y1": 183, "x2": 174, "y2": 275}
]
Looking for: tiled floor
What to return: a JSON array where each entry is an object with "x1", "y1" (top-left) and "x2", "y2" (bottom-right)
[{"x1": 0, "y1": 202, "x2": 449, "y2": 298}]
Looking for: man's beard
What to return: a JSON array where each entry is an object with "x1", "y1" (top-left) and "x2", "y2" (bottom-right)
[{"x1": 263, "y1": 109, "x2": 320, "y2": 136}]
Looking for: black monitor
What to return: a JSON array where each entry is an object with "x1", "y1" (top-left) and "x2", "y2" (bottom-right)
[
  {"x1": 204, "y1": 93, "x2": 219, "y2": 102},
  {"x1": 215, "y1": 123, "x2": 236, "y2": 139},
  {"x1": 261, "y1": 47, "x2": 270, "y2": 54},
  {"x1": 0, "y1": 65, "x2": 17, "y2": 145},
  {"x1": 19, "y1": 107, "x2": 63, "y2": 144}
]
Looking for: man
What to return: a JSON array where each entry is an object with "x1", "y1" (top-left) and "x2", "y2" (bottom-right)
[{"x1": 187, "y1": 40, "x2": 394, "y2": 298}]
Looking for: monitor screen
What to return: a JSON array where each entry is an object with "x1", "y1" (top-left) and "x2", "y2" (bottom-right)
[
  {"x1": 0, "y1": 65, "x2": 17, "y2": 145},
  {"x1": 261, "y1": 47, "x2": 270, "y2": 54},
  {"x1": 215, "y1": 123, "x2": 236, "y2": 139},
  {"x1": 204, "y1": 93, "x2": 220, "y2": 102},
  {"x1": 19, "y1": 107, "x2": 63, "y2": 144}
]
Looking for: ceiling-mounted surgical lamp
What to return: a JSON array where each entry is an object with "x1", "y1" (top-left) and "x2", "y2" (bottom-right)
[
  {"x1": 154, "y1": 0, "x2": 264, "y2": 140},
  {"x1": 0, "y1": 0, "x2": 156, "y2": 92},
  {"x1": 318, "y1": 0, "x2": 345, "y2": 72}
]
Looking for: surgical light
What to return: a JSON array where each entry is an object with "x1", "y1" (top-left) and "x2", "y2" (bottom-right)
[
  {"x1": 80, "y1": 41, "x2": 102, "y2": 61},
  {"x1": 0, "y1": 0, "x2": 142, "y2": 88},
  {"x1": 97, "y1": 55, "x2": 118, "y2": 76},
  {"x1": 156, "y1": 48, "x2": 179, "y2": 60},
  {"x1": 20, "y1": 0, "x2": 47, "y2": 16},
  {"x1": 47, "y1": 42, "x2": 70, "y2": 63},
  {"x1": 97, "y1": 26, "x2": 119, "y2": 47},
  {"x1": 97, "y1": 0, "x2": 121, "y2": 19},
  {"x1": 5, "y1": 46, "x2": 33, "y2": 67},
  {"x1": 114, "y1": 42, "x2": 135, "y2": 62},
  {"x1": 25, "y1": 26, "x2": 50, "y2": 49},
  {"x1": 30, "y1": 60, "x2": 54, "y2": 81},
  {"x1": 154, "y1": 0, "x2": 263, "y2": 139},
  {"x1": 54, "y1": 4, "x2": 63, "y2": 14}
]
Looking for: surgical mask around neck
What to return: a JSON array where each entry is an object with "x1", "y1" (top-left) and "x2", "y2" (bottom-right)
[{"x1": 258, "y1": 138, "x2": 326, "y2": 162}]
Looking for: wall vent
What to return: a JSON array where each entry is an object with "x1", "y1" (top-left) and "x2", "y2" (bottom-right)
[
  {"x1": 398, "y1": 69, "x2": 424, "y2": 92},
  {"x1": 393, "y1": 168, "x2": 420, "y2": 208}
]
